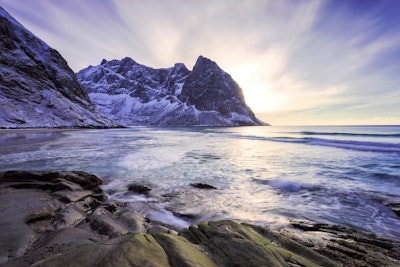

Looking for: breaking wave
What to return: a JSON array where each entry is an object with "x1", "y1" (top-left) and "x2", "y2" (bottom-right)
[
  {"x1": 226, "y1": 134, "x2": 400, "y2": 154},
  {"x1": 287, "y1": 137, "x2": 400, "y2": 153},
  {"x1": 298, "y1": 131, "x2": 400, "y2": 138}
]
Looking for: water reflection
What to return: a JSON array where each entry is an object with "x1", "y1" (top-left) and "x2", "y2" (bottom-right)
[{"x1": 0, "y1": 131, "x2": 66, "y2": 154}]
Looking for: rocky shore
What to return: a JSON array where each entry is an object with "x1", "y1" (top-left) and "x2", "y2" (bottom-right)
[{"x1": 0, "y1": 171, "x2": 399, "y2": 266}]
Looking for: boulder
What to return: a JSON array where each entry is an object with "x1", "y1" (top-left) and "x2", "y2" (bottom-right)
[
  {"x1": 127, "y1": 183, "x2": 152, "y2": 195},
  {"x1": 190, "y1": 183, "x2": 218, "y2": 190}
]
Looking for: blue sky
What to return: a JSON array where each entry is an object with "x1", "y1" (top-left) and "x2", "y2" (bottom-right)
[{"x1": 1, "y1": 0, "x2": 399, "y2": 125}]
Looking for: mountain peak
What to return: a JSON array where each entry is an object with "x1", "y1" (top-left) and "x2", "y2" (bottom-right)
[
  {"x1": 193, "y1": 55, "x2": 220, "y2": 72},
  {"x1": 172, "y1": 62, "x2": 189, "y2": 73},
  {"x1": 196, "y1": 55, "x2": 212, "y2": 63},
  {"x1": 120, "y1": 57, "x2": 137, "y2": 65}
]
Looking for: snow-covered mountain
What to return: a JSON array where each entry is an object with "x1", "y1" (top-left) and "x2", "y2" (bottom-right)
[
  {"x1": 77, "y1": 56, "x2": 266, "y2": 126},
  {"x1": 0, "y1": 7, "x2": 117, "y2": 128}
]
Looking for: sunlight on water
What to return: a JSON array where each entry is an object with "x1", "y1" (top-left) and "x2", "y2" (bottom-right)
[{"x1": 0, "y1": 126, "x2": 399, "y2": 238}]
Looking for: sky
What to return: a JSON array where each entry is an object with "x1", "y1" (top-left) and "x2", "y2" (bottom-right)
[{"x1": 1, "y1": 0, "x2": 399, "y2": 126}]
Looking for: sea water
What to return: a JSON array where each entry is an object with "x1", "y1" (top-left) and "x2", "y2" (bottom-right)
[{"x1": 1, "y1": 126, "x2": 399, "y2": 239}]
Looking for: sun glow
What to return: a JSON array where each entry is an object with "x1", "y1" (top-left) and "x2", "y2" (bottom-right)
[
  {"x1": 227, "y1": 47, "x2": 289, "y2": 114},
  {"x1": 231, "y1": 64, "x2": 277, "y2": 113}
]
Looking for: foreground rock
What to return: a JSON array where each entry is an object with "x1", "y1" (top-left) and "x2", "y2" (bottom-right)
[
  {"x1": 32, "y1": 232, "x2": 218, "y2": 267},
  {"x1": 182, "y1": 221, "x2": 339, "y2": 267},
  {"x1": 0, "y1": 7, "x2": 117, "y2": 128},
  {"x1": 1, "y1": 171, "x2": 399, "y2": 267},
  {"x1": 383, "y1": 198, "x2": 400, "y2": 217},
  {"x1": 0, "y1": 171, "x2": 102, "y2": 265},
  {"x1": 77, "y1": 56, "x2": 266, "y2": 126},
  {"x1": 0, "y1": 171, "x2": 170, "y2": 266},
  {"x1": 289, "y1": 221, "x2": 400, "y2": 267}
]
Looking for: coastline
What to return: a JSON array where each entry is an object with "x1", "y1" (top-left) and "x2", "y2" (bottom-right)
[
  {"x1": 1, "y1": 170, "x2": 399, "y2": 267},
  {"x1": 0, "y1": 125, "x2": 128, "y2": 135},
  {"x1": 0, "y1": 128, "x2": 81, "y2": 135}
]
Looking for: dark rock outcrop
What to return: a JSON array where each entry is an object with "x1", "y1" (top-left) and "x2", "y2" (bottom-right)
[
  {"x1": 0, "y1": 171, "x2": 163, "y2": 266},
  {"x1": 190, "y1": 183, "x2": 218, "y2": 190},
  {"x1": 290, "y1": 221, "x2": 400, "y2": 267},
  {"x1": 127, "y1": 183, "x2": 152, "y2": 195},
  {"x1": 77, "y1": 56, "x2": 266, "y2": 126},
  {"x1": 0, "y1": 7, "x2": 117, "y2": 128}
]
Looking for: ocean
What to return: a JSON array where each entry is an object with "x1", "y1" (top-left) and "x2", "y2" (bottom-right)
[{"x1": 1, "y1": 125, "x2": 399, "y2": 239}]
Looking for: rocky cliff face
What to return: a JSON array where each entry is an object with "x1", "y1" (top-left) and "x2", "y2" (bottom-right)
[
  {"x1": 179, "y1": 56, "x2": 250, "y2": 118},
  {"x1": 0, "y1": 7, "x2": 117, "y2": 128},
  {"x1": 77, "y1": 56, "x2": 266, "y2": 126}
]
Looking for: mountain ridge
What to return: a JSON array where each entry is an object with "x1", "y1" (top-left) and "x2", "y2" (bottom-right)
[
  {"x1": 0, "y1": 5, "x2": 266, "y2": 128},
  {"x1": 77, "y1": 56, "x2": 266, "y2": 126}
]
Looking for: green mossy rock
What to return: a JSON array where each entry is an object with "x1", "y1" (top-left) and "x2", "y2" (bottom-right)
[
  {"x1": 181, "y1": 220, "x2": 339, "y2": 267},
  {"x1": 32, "y1": 233, "x2": 170, "y2": 267},
  {"x1": 154, "y1": 233, "x2": 218, "y2": 267},
  {"x1": 32, "y1": 221, "x2": 341, "y2": 267},
  {"x1": 32, "y1": 232, "x2": 218, "y2": 267}
]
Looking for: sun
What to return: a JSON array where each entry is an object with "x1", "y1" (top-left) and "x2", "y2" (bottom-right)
[{"x1": 230, "y1": 65, "x2": 276, "y2": 113}]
